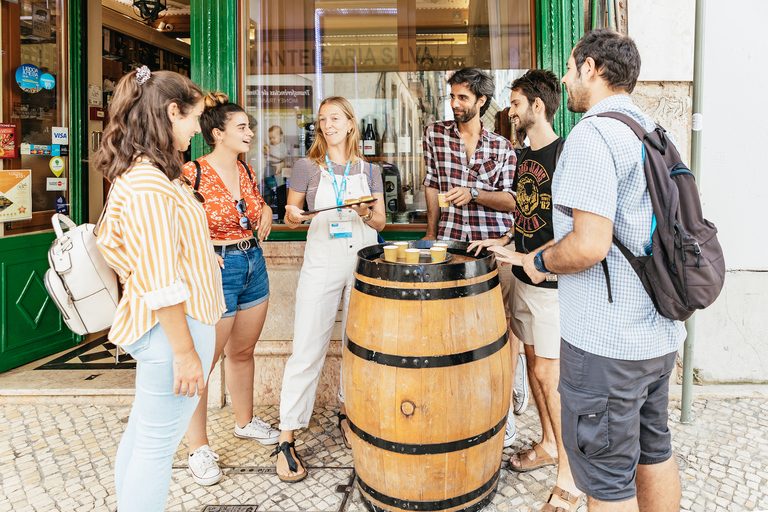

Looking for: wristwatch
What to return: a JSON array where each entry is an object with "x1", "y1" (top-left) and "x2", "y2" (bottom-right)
[
  {"x1": 470, "y1": 187, "x2": 479, "y2": 201},
  {"x1": 503, "y1": 230, "x2": 514, "y2": 241},
  {"x1": 533, "y1": 250, "x2": 550, "y2": 273}
]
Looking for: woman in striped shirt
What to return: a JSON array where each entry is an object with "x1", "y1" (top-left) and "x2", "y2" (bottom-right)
[{"x1": 94, "y1": 67, "x2": 225, "y2": 512}]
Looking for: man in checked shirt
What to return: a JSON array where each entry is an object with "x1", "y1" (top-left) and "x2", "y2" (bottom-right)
[
  {"x1": 422, "y1": 67, "x2": 516, "y2": 242},
  {"x1": 421, "y1": 67, "x2": 521, "y2": 448}
]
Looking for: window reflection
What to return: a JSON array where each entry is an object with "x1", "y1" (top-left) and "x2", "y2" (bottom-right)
[{"x1": 243, "y1": 0, "x2": 532, "y2": 226}]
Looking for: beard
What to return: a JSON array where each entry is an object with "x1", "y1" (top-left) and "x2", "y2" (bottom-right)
[
  {"x1": 453, "y1": 103, "x2": 479, "y2": 123},
  {"x1": 513, "y1": 105, "x2": 536, "y2": 134},
  {"x1": 565, "y1": 77, "x2": 589, "y2": 113}
]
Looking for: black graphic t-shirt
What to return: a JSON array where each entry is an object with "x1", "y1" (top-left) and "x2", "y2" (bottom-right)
[{"x1": 512, "y1": 137, "x2": 564, "y2": 288}]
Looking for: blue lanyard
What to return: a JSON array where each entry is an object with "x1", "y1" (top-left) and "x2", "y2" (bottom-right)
[{"x1": 325, "y1": 153, "x2": 351, "y2": 208}]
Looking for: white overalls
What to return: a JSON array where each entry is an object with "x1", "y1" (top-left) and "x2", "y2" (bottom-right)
[{"x1": 279, "y1": 161, "x2": 378, "y2": 431}]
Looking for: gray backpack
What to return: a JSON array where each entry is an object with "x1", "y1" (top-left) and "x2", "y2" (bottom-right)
[{"x1": 595, "y1": 112, "x2": 725, "y2": 321}]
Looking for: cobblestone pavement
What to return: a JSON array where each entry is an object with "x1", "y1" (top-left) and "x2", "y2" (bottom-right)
[{"x1": 1, "y1": 395, "x2": 767, "y2": 512}]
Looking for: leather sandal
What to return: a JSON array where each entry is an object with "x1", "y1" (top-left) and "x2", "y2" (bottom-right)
[
  {"x1": 271, "y1": 441, "x2": 307, "y2": 483},
  {"x1": 541, "y1": 486, "x2": 582, "y2": 512},
  {"x1": 510, "y1": 441, "x2": 558, "y2": 473},
  {"x1": 336, "y1": 412, "x2": 352, "y2": 449}
]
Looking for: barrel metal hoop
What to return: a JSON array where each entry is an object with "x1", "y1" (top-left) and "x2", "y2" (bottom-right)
[
  {"x1": 347, "y1": 414, "x2": 507, "y2": 456},
  {"x1": 353, "y1": 274, "x2": 499, "y2": 301},
  {"x1": 346, "y1": 331, "x2": 508, "y2": 369},
  {"x1": 357, "y1": 468, "x2": 500, "y2": 512}
]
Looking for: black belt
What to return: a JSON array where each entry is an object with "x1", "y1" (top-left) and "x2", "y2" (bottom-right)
[{"x1": 213, "y1": 238, "x2": 259, "y2": 254}]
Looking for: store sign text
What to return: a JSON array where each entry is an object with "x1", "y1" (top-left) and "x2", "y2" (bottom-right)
[{"x1": 257, "y1": 45, "x2": 465, "y2": 71}]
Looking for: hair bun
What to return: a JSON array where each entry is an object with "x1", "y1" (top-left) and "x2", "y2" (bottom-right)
[{"x1": 204, "y1": 91, "x2": 230, "y2": 108}]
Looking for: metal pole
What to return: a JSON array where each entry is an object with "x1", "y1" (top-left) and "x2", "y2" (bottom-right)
[{"x1": 681, "y1": 0, "x2": 706, "y2": 425}]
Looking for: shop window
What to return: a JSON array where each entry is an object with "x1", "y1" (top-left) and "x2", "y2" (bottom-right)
[
  {"x1": 241, "y1": 0, "x2": 533, "y2": 232},
  {"x1": 1, "y1": 0, "x2": 68, "y2": 236}
]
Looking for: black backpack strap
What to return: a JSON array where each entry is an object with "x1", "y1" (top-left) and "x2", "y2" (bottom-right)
[
  {"x1": 193, "y1": 160, "x2": 202, "y2": 191},
  {"x1": 600, "y1": 259, "x2": 613, "y2": 304},
  {"x1": 238, "y1": 158, "x2": 253, "y2": 181},
  {"x1": 554, "y1": 137, "x2": 565, "y2": 166}
]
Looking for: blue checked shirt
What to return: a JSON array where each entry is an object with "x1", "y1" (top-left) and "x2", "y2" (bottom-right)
[{"x1": 553, "y1": 95, "x2": 686, "y2": 361}]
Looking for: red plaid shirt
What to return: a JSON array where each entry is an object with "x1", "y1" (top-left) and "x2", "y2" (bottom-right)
[{"x1": 423, "y1": 120, "x2": 516, "y2": 241}]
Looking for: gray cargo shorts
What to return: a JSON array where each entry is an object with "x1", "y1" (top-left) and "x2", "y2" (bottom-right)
[{"x1": 558, "y1": 339, "x2": 677, "y2": 502}]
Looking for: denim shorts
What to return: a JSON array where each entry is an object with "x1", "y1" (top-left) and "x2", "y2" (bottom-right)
[
  {"x1": 558, "y1": 339, "x2": 676, "y2": 502},
  {"x1": 219, "y1": 244, "x2": 270, "y2": 318}
]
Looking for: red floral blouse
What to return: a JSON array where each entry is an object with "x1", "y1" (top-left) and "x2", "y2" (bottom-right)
[{"x1": 182, "y1": 156, "x2": 266, "y2": 242}]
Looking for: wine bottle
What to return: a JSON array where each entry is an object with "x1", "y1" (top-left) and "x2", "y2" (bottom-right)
[
  {"x1": 363, "y1": 121, "x2": 376, "y2": 157},
  {"x1": 374, "y1": 118, "x2": 382, "y2": 156},
  {"x1": 305, "y1": 118, "x2": 316, "y2": 153},
  {"x1": 382, "y1": 114, "x2": 396, "y2": 157}
]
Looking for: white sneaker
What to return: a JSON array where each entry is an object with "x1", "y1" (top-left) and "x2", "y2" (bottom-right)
[
  {"x1": 188, "y1": 445, "x2": 222, "y2": 486},
  {"x1": 513, "y1": 353, "x2": 529, "y2": 415},
  {"x1": 503, "y1": 414, "x2": 517, "y2": 448},
  {"x1": 234, "y1": 416, "x2": 280, "y2": 445}
]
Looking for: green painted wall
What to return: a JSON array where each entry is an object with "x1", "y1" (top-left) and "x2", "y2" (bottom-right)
[
  {"x1": 190, "y1": 0, "x2": 239, "y2": 160},
  {"x1": 537, "y1": 0, "x2": 585, "y2": 137},
  {"x1": 0, "y1": 233, "x2": 76, "y2": 372}
]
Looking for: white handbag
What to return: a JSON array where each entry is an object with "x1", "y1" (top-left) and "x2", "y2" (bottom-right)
[{"x1": 44, "y1": 213, "x2": 120, "y2": 335}]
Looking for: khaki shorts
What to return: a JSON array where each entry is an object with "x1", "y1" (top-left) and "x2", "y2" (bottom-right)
[
  {"x1": 498, "y1": 263, "x2": 513, "y2": 319},
  {"x1": 509, "y1": 278, "x2": 560, "y2": 359}
]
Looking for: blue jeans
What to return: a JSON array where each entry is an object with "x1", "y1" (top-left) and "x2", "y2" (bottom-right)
[
  {"x1": 114, "y1": 316, "x2": 215, "y2": 512},
  {"x1": 219, "y1": 245, "x2": 270, "y2": 318}
]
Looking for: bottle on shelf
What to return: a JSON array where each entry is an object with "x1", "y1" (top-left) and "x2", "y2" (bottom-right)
[
  {"x1": 399, "y1": 108, "x2": 413, "y2": 205},
  {"x1": 381, "y1": 114, "x2": 396, "y2": 157},
  {"x1": 304, "y1": 117, "x2": 316, "y2": 154},
  {"x1": 363, "y1": 119, "x2": 377, "y2": 157},
  {"x1": 374, "y1": 118, "x2": 382, "y2": 156}
]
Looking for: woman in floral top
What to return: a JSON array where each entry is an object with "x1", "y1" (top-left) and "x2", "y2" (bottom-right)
[{"x1": 181, "y1": 93, "x2": 277, "y2": 487}]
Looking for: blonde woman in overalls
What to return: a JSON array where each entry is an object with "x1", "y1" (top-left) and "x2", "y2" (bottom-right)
[{"x1": 275, "y1": 96, "x2": 385, "y2": 482}]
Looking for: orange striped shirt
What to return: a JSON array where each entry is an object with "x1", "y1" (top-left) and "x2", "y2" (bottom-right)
[{"x1": 97, "y1": 157, "x2": 226, "y2": 347}]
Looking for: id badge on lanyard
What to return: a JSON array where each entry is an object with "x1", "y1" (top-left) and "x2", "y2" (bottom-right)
[{"x1": 326, "y1": 154, "x2": 353, "y2": 239}]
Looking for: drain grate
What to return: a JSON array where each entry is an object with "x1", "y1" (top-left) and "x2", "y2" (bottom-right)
[
  {"x1": 201, "y1": 506, "x2": 259, "y2": 512},
  {"x1": 229, "y1": 467, "x2": 275, "y2": 474}
]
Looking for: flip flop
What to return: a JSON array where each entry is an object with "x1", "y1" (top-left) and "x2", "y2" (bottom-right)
[
  {"x1": 271, "y1": 441, "x2": 307, "y2": 483},
  {"x1": 336, "y1": 412, "x2": 352, "y2": 449},
  {"x1": 509, "y1": 441, "x2": 558, "y2": 473},
  {"x1": 541, "y1": 486, "x2": 583, "y2": 512}
]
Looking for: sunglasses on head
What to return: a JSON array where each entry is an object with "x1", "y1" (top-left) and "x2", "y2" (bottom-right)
[
  {"x1": 235, "y1": 198, "x2": 251, "y2": 230},
  {"x1": 519, "y1": 75, "x2": 543, "y2": 97}
]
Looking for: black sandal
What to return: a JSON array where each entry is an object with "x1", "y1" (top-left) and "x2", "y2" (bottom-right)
[
  {"x1": 336, "y1": 412, "x2": 352, "y2": 449},
  {"x1": 271, "y1": 441, "x2": 307, "y2": 483}
]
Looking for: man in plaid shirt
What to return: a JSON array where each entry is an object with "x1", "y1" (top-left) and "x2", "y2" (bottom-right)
[{"x1": 422, "y1": 67, "x2": 516, "y2": 241}]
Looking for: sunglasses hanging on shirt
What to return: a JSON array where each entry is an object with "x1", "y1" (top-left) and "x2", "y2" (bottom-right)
[{"x1": 235, "y1": 198, "x2": 251, "y2": 230}]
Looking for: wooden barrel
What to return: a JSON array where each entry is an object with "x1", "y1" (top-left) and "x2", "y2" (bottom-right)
[{"x1": 343, "y1": 241, "x2": 511, "y2": 512}]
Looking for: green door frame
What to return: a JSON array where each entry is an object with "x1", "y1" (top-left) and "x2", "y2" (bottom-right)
[
  {"x1": 537, "y1": 0, "x2": 584, "y2": 137},
  {"x1": 0, "y1": 0, "x2": 86, "y2": 372}
]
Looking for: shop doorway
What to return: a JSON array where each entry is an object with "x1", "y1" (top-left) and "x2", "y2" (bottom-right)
[{"x1": 88, "y1": 0, "x2": 191, "y2": 215}]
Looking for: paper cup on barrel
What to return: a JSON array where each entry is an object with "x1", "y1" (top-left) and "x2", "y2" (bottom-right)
[
  {"x1": 430, "y1": 246, "x2": 447, "y2": 263},
  {"x1": 433, "y1": 242, "x2": 448, "y2": 248},
  {"x1": 394, "y1": 241, "x2": 408, "y2": 259},
  {"x1": 438, "y1": 193, "x2": 449, "y2": 207},
  {"x1": 383, "y1": 245, "x2": 398, "y2": 262},
  {"x1": 405, "y1": 248, "x2": 421, "y2": 264}
]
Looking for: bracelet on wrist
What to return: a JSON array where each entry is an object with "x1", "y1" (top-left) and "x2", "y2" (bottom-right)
[
  {"x1": 361, "y1": 210, "x2": 374, "y2": 222},
  {"x1": 174, "y1": 348, "x2": 195, "y2": 366}
]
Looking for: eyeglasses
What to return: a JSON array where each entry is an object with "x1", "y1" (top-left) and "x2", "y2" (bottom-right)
[
  {"x1": 181, "y1": 175, "x2": 205, "y2": 203},
  {"x1": 235, "y1": 198, "x2": 251, "y2": 230}
]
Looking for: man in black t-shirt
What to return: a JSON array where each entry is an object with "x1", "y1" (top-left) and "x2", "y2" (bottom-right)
[{"x1": 469, "y1": 69, "x2": 579, "y2": 511}]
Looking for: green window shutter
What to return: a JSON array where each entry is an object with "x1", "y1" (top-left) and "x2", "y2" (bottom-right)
[
  {"x1": 537, "y1": 0, "x2": 584, "y2": 138},
  {"x1": 190, "y1": 0, "x2": 238, "y2": 159}
]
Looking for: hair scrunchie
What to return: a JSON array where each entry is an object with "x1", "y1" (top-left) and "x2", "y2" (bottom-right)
[{"x1": 135, "y1": 65, "x2": 151, "y2": 86}]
